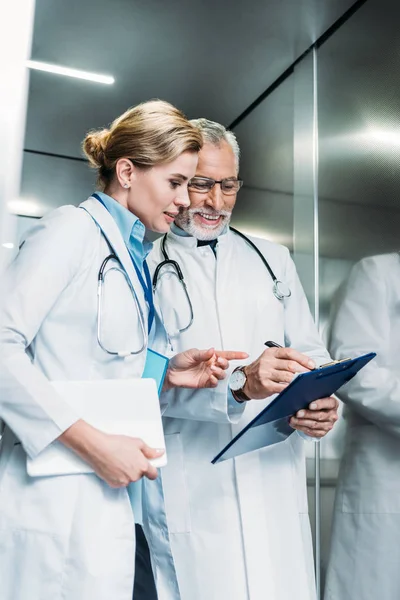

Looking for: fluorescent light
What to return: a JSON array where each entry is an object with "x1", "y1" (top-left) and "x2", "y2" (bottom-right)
[
  {"x1": 8, "y1": 198, "x2": 44, "y2": 217},
  {"x1": 2, "y1": 242, "x2": 14, "y2": 249},
  {"x1": 26, "y1": 60, "x2": 115, "y2": 85}
]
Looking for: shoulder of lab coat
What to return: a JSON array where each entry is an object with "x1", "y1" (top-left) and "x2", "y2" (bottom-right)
[
  {"x1": 160, "y1": 379, "x2": 245, "y2": 424},
  {"x1": 328, "y1": 252, "x2": 400, "y2": 436},
  {"x1": 0, "y1": 205, "x2": 99, "y2": 458}
]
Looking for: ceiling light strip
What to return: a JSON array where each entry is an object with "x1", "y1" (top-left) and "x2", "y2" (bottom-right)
[{"x1": 26, "y1": 60, "x2": 114, "y2": 85}]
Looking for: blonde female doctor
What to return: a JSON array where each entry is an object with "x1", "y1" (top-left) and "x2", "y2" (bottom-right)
[{"x1": 0, "y1": 100, "x2": 245, "y2": 600}]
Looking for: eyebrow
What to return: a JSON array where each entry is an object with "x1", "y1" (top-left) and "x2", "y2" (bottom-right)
[
  {"x1": 194, "y1": 174, "x2": 238, "y2": 180},
  {"x1": 170, "y1": 173, "x2": 189, "y2": 181}
]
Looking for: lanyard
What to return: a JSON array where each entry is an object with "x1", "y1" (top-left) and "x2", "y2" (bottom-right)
[
  {"x1": 129, "y1": 255, "x2": 155, "y2": 334},
  {"x1": 93, "y1": 193, "x2": 155, "y2": 334}
]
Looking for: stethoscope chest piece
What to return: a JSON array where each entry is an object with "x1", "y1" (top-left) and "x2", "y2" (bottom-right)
[{"x1": 273, "y1": 280, "x2": 291, "y2": 301}]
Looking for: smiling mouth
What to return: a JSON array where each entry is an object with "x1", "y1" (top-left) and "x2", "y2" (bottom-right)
[
  {"x1": 164, "y1": 211, "x2": 178, "y2": 218},
  {"x1": 195, "y1": 212, "x2": 223, "y2": 224}
]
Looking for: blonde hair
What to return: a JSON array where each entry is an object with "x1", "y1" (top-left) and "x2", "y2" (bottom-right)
[{"x1": 82, "y1": 100, "x2": 203, "y2": 189}]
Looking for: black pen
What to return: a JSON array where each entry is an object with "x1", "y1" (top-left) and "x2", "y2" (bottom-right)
[{"x1": 264, "y1": 341, "x2": 283, "y2": 349}]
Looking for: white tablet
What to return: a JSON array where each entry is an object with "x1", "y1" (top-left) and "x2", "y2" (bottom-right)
[{"x1": 27, "y1": 378, "x2": 166, "y2": 477}]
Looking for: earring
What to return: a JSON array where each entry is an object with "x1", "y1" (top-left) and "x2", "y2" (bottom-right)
[{"x1": 123, "y1": 183, "x2": 130, "y2": 189}]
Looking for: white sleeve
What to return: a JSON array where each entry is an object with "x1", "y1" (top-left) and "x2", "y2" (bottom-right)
[
  {"x1": 161, "y1": 377, "x2": 245, "y2": 423},
  {"x1": 328, "y1": 256, "x2": 400, "y2": 437},
  {"x1": 0, "y1": 207, "x2": 95, "y2": 458}
]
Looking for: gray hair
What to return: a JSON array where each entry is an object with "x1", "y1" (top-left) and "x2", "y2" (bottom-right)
[{"x1": 190, "y1": 118, "x2": 240, "y2": 169}]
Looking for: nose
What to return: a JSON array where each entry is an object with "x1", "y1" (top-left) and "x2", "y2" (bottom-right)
[
  {"x1": 174, "y1": 186, "x2": 191, "y2": 208},
  {"x1": 206, "y1": 184, "x2": 225, "y2": 211}
]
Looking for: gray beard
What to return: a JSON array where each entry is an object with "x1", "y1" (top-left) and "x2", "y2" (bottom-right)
[{"x1": 174, "y1": 208, "x2": 232, "y2": 241}]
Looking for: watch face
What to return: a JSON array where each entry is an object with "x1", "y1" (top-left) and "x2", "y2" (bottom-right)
[{"x1": 229, "y1": 369, "x2": 246, "y2": 391}]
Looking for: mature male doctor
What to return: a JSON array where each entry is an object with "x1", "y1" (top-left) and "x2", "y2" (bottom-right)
[
  {"x1": 148, "y1": 119, "x2": 339, "y2": 600},
  {"x1": 324, "y1": 254, "x2": 400, "y2": 600}
]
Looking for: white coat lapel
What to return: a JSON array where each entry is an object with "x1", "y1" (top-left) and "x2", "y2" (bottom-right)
[{"x1": 80, "y1": 197, "x2": 146, "y2": 311}]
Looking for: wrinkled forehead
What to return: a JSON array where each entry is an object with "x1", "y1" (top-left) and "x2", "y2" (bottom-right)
[{"x1": 196, "y1": 142, "x2": 238, "y2": 179}]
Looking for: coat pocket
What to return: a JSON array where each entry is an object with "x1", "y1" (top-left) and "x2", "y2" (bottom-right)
[{"x1": 161, "y1": 433, "x2": 191, "y2": 534}]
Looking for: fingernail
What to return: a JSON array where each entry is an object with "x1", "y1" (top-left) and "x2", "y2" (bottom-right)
[
  {"x1": 211, "y1": 365, "x2": 219, "y2": 372},
  {"x1": 310, "y1": 402, "x2": 318, "y2": 410},
  {"x1": 155, "y1": 448, "x2": 164, "y2": 454},
  {"x1": 297, "y1": 410, "x2": 305, "y2": 418},
  {"x1": 308, "y1": 360, "x2": 315, "y2": 369}
]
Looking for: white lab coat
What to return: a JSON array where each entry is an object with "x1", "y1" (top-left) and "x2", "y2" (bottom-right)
[
  {"x1": 148, "y1": 228, "x2": 329, "y2": 600},
  {"x1": 324, "y1": 253, "x2": 400, "y2": 600},
  {"x1": 0, "y1": 198, "x2": 179, "y2": 600}
]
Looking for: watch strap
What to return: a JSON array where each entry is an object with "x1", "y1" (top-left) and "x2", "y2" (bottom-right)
[
  {"x1": 230, "y1": 367, "x2": 251, "y2": 403},
  {"x1": 231, "y1": 387, "x2": 251, "y2": 403}
]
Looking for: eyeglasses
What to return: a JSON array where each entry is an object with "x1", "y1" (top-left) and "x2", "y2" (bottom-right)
[{"x1": 188, "y1": 176, "x2": 243, "y2": 195}]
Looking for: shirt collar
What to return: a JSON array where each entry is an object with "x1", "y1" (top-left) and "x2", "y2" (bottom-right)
[
  {"x1": 94, "y1": 191, "x2": 152, "y2": 258},
  {"x1": 95, "y1": 191, "x2": 145, "y2": 247}
]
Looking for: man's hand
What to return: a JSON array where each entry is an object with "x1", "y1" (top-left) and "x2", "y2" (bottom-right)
[
  {"x1": 164, "y1": 347, "x2": 248, "y2": 391},
  {"x1": 289, "y1": 396, "x2": 339, "y2": 438},
  {"x1": 243, "y1": 347, "x2": 315, "y2": 399}
]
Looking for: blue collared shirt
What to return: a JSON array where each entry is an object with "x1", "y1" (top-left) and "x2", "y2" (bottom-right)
[{"x1": 95, "y1": 191, "x2": 153, "y2": 270}]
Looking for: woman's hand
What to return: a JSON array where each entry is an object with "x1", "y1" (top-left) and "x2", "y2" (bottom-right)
[
  {"x1": 59, "y1": 420, "x2": 164, "y2": 487},
  {"x1": 164, "y1": 347, "x2": 248, "y2": 391},
  {"x1": 86, "y1": 434, "x2": 163, "y2": 487}
]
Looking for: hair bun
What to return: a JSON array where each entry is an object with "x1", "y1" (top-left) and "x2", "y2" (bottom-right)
[{"x1": 82, "y1": 128, "x2": 110, "y2": 168}]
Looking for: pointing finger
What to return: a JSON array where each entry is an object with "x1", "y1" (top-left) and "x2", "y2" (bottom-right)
[{"x1": 215, "y1": 351, "x2": 249, "y2": 361}]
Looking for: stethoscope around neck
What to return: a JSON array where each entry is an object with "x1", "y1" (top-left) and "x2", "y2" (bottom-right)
[
  {"x1": 97, "y1": 253, "x2": 148, "y2": 357},
  {"x1": 152, "y1": 226, "x2": 292, "y2": 337},
  {"x1": 152, "y1": 235, "x2": 195, "y2": 334}
]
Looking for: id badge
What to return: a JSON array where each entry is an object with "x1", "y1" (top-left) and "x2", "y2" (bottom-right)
[{"x1": 142, "y1": 348, "x2": 169, "y2": 394}]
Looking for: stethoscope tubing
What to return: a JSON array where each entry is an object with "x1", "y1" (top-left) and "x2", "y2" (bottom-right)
[
  {"x1": 97, "y1": 253, "x2": 148, "y2": 356},
  {"x1": 153, "y1": 227, "x2": 292, "y2": 302}
]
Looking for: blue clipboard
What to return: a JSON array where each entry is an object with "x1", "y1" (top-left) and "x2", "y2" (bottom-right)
[{"x1": 212, "y1": 352, "x2": 376, "y2": 464}]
